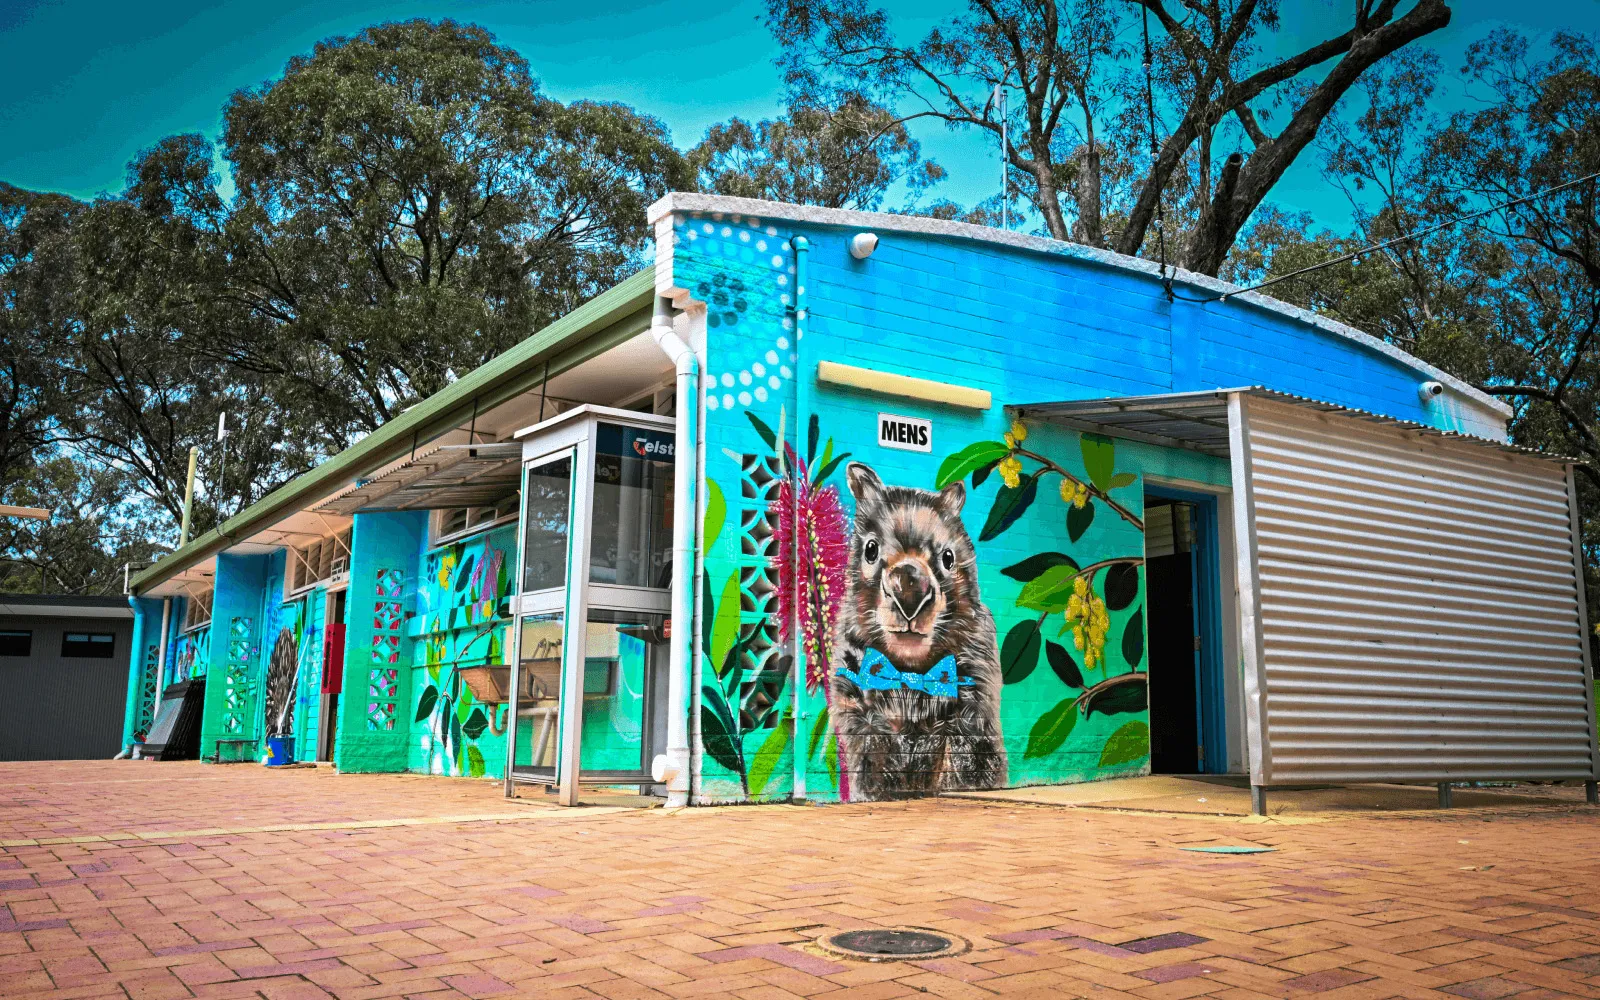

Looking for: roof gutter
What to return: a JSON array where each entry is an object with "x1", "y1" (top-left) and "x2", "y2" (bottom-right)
[{"x1": 130, "y1": 269, "x2": 656, "y2": 595}]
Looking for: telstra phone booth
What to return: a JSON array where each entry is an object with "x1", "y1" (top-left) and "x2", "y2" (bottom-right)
[{"x1": 504, "y1": 405, "x2": 676, "y2": 805}]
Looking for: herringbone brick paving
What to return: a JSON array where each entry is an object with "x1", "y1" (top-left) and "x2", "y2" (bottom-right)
[{"x1": 2, "y1": 762, "x2": 1598, "y2": 999}]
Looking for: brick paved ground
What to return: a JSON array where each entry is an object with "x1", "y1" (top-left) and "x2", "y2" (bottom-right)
[{"x1": 3, "y1": 762, "x2": 1599, "y2": 1000}]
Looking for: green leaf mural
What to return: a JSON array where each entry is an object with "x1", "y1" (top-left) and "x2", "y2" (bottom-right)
[
  {"x1": 746, "y1": 412, "x2": 777, "y2": 450},
  {"x1": 463, "y1": 707, "x2": 488, "y2": 740},
  {"x1": 981, "y1": 474, "x2": 1040, "y2": 541},
  {"x1": 700, "y1": 704, "x2": 743, "y2": 776},
  {"x1": 1017, "y1": 564, "x2": 1081, "y2": 614},
  {"x1": 812, "y1": 446, "x2": 850, "y2": 485},
  {"x1": 466, "y1": 744, "x2": 486, "y2": 778},
  {"x1": 1103, "y1": 564, "x2": 1141, "y2": 611},
  {"x1": 1046, "y1": 640, "x2": 1084, "y2": 689},
  {"x1": 1000, "y1": 618, "x2": 1042, "y2": 684},
  {"x1": 1109, "y1": 471, "x2": 1138, "y2": 489},
  {"x1": 1067, "y1": 499, "x2": 1096, "y2": 542},
  {"x1": 823, "y1": 731, "x2": 839, "y2": 789},
  {"x1": 1122, "y1": 607, "x2": 1145, "y2": 668},
  {"x1": 703, "y1": 479, "x2": 726, "y2": 553},
  {"x1": 1001, "y1": 551, "x2": 1078, "y2": 583},
  {"x1": 1081, "y1": 434, "x2": 1115, "y2": 492},
  {"x1": 747, "y1": 718, "x2": 792, "y2": 796},
  {"x1": 710, "y1": 571, "x2": 741, "y2": 675},
  {"x1": 701, "y1": 684, "x2": 744, "y2": 778},
  {"x1": 1024, "y1": 698, "x2": 1079, "y2": 759},
  {"x1": 806, "y1": 704, "x2": 831, "y2": 761},
  {"x1": 937, "y1": 440, "x2": 1011, "y2": 489},
  {"x1": 1099, "y1": 720, "x2": 1150, "y2": 767},
  {"x1": 971, "y1": 457, "x2": 1002, "y2": 488},
  {"x1": 415, "y1": 685, "x2": 438, "y2": 722}
]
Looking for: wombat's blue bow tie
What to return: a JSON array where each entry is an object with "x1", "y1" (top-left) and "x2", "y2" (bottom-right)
[{"x1": 836, "y1": 647, "x2": 973, "y2": 698}]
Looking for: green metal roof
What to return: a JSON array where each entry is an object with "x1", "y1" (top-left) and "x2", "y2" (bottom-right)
[{"x1": 130, "y1": 269, "x2": 656, "y2": 596}]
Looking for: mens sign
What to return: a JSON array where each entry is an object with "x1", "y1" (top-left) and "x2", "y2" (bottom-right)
[{"x1": 878, "y1": 413, "x2": 931, "y2": 453}]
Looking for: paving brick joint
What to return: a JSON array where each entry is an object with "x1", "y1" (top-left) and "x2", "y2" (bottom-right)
[{"x1": 3, "y1": 761, "x2": 1599, "y2": 999}]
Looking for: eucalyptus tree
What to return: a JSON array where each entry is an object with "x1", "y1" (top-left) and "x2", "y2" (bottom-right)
[
  {"x1": 691, "y1": 95, "x2": 944, "y2": 210},
  {"x1": 768, "y1": 0, "x2": 1452, "y2": 274}
]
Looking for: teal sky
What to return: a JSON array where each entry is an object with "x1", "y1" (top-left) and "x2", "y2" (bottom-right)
[{"x1": 1, "y1": 0, "x2": 1593, "y2": 231}]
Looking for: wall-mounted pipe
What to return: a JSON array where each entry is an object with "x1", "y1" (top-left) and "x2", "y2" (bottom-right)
[
  {"x1": 790, "y1": 235, "x2": 810, "y2": 802},
  {"x1": 648, "y1": 295, "x2": 699, "y2": 808}
]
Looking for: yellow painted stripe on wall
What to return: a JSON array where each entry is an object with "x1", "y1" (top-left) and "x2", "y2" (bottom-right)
[{"x1": 815, "y1": 361, "x2": 992, "y2": 410}]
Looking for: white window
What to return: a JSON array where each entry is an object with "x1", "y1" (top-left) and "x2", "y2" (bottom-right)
[
  {"x1": 290, "y1": 528, "x2": 353, "y2": 593},
  {"x1": 182, "y1": 589, "x2": 213, "y2": 632},
  {"x1": 433, "y1": 493, "x2": 519, "y2": 544}
]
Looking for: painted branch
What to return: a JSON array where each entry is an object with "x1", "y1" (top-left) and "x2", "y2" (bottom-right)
[
  {"x1": 1074, "y1": 672, "x2": 1147, "y2": 715},
  {"x1": 1012, "y1": 447, "x2": 1146, "y2": 531}
]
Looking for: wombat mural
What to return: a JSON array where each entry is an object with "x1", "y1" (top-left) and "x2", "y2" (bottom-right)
[{"x1": 830, "y1": 463, "x2": 1007, "y2": 799}]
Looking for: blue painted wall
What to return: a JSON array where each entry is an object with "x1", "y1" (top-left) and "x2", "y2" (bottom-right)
[{"x1": 668, "y1": 207, "x2": 1485, "y2": 803}]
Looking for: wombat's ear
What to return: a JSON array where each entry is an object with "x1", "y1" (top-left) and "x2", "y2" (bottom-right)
[
  {"x1": 935, "y1": 481, "x2": 966, "y2": 517},
  {"x1": 845, "y1": 462, "x2": 884, "y2": 505}
]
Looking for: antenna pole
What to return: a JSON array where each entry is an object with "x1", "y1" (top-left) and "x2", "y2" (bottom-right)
[
  {"x1": 998, "y1": 85, "x2": 1009, "y2": 230},
  {"x1": 215, "y1": 412, "x2": 230, "y2": 522}
]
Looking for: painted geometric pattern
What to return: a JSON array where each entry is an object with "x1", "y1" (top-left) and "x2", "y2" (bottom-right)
[
  {"x1": 735, "y1": 451, "x2": 787, "y2": 729},
  {"x1": 222, "y1": 615, "x2": 256, "y2": 735},
  {"x1": 368, "y1": 567, "x2": 404, "y2": 731},
  {"x1": 136, "y1": 642, "x2": 160, "y2": 735}
]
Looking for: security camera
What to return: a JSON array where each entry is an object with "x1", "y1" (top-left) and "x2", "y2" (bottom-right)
[
  {"x1": 1418, "y1": 380, "x2": 1444, "y2": 401},
  {"x1": 849, "y1": 232, "x2": 879, "y2": 259}
]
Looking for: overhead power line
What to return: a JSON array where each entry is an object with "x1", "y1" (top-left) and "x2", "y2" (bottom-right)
[{"x1": 1201, "y1": 170, "x2": 1600, "y2": 304}]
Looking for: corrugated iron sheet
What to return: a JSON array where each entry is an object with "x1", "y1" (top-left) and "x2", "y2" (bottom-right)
[{"x1": 1236, "y1": 395, "x2": 1596, "y2": 783}]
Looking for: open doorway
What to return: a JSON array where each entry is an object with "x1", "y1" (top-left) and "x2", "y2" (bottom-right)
[
  {"x1": 317, "y1": 588, "x2": 347, "y2": 762},
  {"x1": 1144, "y1": 488, "x2": 1228, "y2": 774}
]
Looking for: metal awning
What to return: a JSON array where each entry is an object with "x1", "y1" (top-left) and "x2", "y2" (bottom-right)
[
  {"x1": 312, "y1": 443, "x2": 522, "y2": 516},
  {"x1": 1012, "y1": 386, "x2": 1563, "y2": 461}
]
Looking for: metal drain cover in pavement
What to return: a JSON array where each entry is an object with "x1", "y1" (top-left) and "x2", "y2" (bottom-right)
[{"x1": 818, "y1": 927, "x2": 968, "y2": 961}]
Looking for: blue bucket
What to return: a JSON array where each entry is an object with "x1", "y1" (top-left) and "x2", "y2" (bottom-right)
[{"x1": 264, "y1": 735, "x2": 295, "y2": 766}]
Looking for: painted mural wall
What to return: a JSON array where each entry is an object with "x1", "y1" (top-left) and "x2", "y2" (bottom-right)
[
  {"x1": 409, "y1": 524, "x2": 516, "y2": 778},
  {"x1": 674, "y1": 210, "x2": 1232, "y2": 802}
]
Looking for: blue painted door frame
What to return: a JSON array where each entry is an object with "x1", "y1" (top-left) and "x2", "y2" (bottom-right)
[{"x1": 1145, "y1": 484, "x2": 1229, "y2": 775}]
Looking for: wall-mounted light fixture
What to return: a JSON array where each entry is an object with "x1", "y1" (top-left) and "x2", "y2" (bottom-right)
[
  {"x1": 849, "y1": 232, "x2": 879, "y2": 259},
  {"x1": 817, "y1": 360, "x2": 991, "y2": 410}
]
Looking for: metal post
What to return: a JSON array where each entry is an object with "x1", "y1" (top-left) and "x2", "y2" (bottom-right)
[
  {"x1": 1250, "y1": 785, "x2": 1266, "y2": 816},
  {"x1": 1437, "y1": 782, "x2": 1453, "y2": 808},
  {"x1": 179, "y1": 446, "x2": 200, "y2": 546},
  {"x1": 558, "y1": 437, "x2": 595, "y2": 807},
  {"x1": 790, "y1": 238, "x2": 809, "y2": 804},
  {"x1": 1586, "y1": 780, "x2": 1597, "y2": 805}
]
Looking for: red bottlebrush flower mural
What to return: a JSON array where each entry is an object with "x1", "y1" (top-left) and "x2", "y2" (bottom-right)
[{"x1": 772, "y1": 451, "x2": 850, "y2": 695}]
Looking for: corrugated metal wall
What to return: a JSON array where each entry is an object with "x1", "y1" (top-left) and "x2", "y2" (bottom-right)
[
  {"x1": 0, "y1": 615, "x2": 133, "y2": 760},
  {"x1": 1232, "y1": 395, "x2": 1598, "y2": 784}
]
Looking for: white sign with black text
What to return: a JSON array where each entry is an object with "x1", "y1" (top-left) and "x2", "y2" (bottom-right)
[{"x1": 877, "y1": 412, "x2": 932, "y2": 453}]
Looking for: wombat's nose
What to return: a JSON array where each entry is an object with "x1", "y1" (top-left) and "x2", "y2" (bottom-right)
[{"x1": 886, "y1": 563, "x2": 933, "y2": 621}]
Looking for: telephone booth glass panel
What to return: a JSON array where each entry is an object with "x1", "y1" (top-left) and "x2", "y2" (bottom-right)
[{"x1": 590, "y1": 423, "x2": 675, "y2": 589}]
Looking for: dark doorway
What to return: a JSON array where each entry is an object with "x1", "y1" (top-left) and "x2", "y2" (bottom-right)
[{"x1": 1145, "y1": 499, "x2": 1200, "y2": 774}]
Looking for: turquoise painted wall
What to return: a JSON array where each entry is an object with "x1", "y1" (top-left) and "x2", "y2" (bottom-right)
[
  {"x1": 336, "y1": 510, "x2": 426, "y2": 773},
  {"x1": 409, "y1": 524, "x2": 516, "y2": 779},
  {"x1": 198, "y1": 552, "x2": 269, "y2": 757}
]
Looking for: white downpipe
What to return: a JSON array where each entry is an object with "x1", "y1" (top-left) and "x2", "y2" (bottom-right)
[{"x1": 649, "y1": 296, "x2": 699, "y2": 807}]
